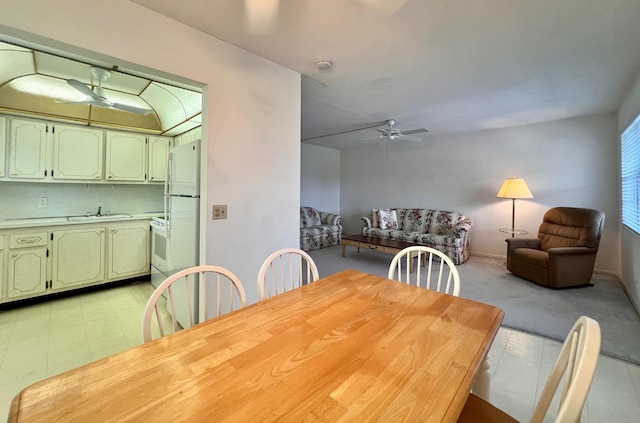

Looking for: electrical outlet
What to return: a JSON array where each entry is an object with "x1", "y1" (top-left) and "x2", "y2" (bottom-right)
[
  {"x1": 37, "y1": 197, "x2": 48, "y2": 208},
  {"x1": 212, "y1": 204, "x2": 227, "y2": 220}
]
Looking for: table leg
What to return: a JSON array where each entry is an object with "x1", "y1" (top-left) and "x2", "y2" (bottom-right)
[
  {"x1": 341, "y1": 243, "x2": 346, "y2": 257},
  {"x1": 471, "y1": 355, "x2": 491, "y2": 401}
]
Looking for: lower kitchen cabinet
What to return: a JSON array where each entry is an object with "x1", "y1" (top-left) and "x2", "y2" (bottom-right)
[
  {"x1": 6, "y1": 232, "x2": 49, "y2": 300},
  {"x1": 108, "y1": 222, "x2": 150, "y2": 280},
  {"x1": 0, "y1": 218, "x2": 151, "y2": 304},
  {"x1": 51, "y1": 227, "x2": 106, "y2": 291}
]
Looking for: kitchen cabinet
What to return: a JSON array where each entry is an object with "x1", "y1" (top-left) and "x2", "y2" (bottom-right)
[
  {"x1": 0, "y1": 116, "x2": 6, "y2": 177},
  {"x1": 6, "y1": 232, "x2": 49, "y2": 300},
  {"x1": 0, "y1": 217, "x2": 153, "y2": 304},
  {"x1": 108, "y1": 222, "x2": 150, "y2": 279},
  {"x1": 8, "y1": 118, "x2": 48, "y2": 179},
  {"x1": 175, "y1": 126, "x2": 201, "y2": 147},
  {"x1": 0, "y1": 235, "x2": 4, "y2": 300},
  {"x1": 51, "y1": 227, "x2": 106, "y2": 291},
  {"x1": 105, "y1": 131, "x2": 147, "y2": 181},
  {"x1": 7, "y1": 118, "x2": 104, "y2": 181},
  {"x1": 53, "y1": 124, "x2": 103, "y2": 180},
  {"x1": 148, "y1": 136, "x2": 171, "y2": 182}
]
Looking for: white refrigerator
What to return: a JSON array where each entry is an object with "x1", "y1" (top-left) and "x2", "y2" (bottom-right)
[{"x1": 164, "y1": 139, "x2": 201, "y2": 327}]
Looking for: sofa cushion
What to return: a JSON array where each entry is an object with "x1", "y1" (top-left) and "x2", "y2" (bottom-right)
[
  {"x1": 402, "y1": 209, "x2": 428, "y2": 232},
  {"x1": 378, "y1": 209, "x2": 398, "y2": 229},
  {"x1": 300, "y1": 207, "x2": 322, "y2": 228},
  {"x1": 425, "y1": 210, "x2": 461, "y2": 235},
  {"x1": 371, "y1": 208, "x2": 379, "y2": 228}
]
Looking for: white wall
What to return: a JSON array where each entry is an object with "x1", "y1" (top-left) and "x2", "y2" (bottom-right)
[
  {"x1": 0, "y1": 0, "x2": 301, "y2": 305},
  {"x1": 339, "y1": 113, "x2": 619, "y2": 275},
  {"x1": 618, "y1": 74, "x2": 640, "y2": 311},
  {"x1": 301, "y1": 144, "x2": 340, "y2": 214}
]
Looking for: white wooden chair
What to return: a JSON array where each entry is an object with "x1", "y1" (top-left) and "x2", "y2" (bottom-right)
[
  {"x1": 142, "y1": 265, "x2": 247, "y2": 342},
  {"x1": 458, "y1": 315, "x2": 601, "y2": 423},
  {"x1": 388, "y1": 246, "x2": 460, "y2": 296},
  {"x1": 257, "y1": 247, "x2": 320, "y2": 300}
]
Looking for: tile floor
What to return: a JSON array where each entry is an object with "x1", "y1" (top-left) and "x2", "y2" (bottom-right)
[{"x1": 1, "y1": 282, "x2": 640, "y2": 421}]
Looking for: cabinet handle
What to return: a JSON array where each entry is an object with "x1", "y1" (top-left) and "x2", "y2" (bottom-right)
[{"x1": 16, "y1": 237, "x2": 42, "y2": 244}]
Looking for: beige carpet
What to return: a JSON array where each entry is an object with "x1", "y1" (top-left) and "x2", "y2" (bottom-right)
[{"x1": 308, "y1": 245, "x2": 640, "y2": 365}]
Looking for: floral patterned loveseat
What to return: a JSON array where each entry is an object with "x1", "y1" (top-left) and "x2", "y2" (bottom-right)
[
  {"x1": 361, "y1": 208, "x2": 473, "y2": 264},
  {"x1": 300, "y1": 207, "x2": 342, "y2": 251}
]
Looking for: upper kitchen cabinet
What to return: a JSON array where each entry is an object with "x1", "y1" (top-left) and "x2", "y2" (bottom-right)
[
  {"x1": 175, "y1": 127, "x2": 201, "y2": 147},
  {"x1": 8, "y1": 117, "x2": 104, "y2": 181},
  {"x1": 8, "y1": 118, "x2": 47, "y2": 179},
  {"x1": 52, "y1": 124, "x2": 103, "y2": 180},
  {"x1": 105, "y1": 131, "x2": 147, "y2": 182},
  {"x1": 0, "y1": 116, "x2": 6, "y2": 177},
  {"x1": 148, "y1": 136, "x2": 171, "y2": 182}
]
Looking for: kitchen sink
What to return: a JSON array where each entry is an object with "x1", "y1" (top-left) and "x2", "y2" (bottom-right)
[{"x1": 67, "y1": 214, "x2": 132, "y2": 221}]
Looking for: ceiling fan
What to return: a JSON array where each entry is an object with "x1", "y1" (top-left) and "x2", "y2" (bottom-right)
[
  {"x1": 365, "y1": 119, "x2": 429, "y2": 142},
  {"x1": 66, "y1": 67, "x2": 152, "y2": 115}
]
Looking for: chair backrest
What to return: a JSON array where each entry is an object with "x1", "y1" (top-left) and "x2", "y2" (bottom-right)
[
  {"x1": 538, "y1": 207, "x2": 605, "y2": 251},
  {"x1": 257, "y1": 247, "x2": 320, "y2": 300},
  {"x1": 142, "y1": 265, "x2": 247, "y2": 342},
  {"x1": 387, "y1": 246, "x2": 460, "y2": 296},
  {"x1": 530, "y1": 315, "x2": 601, "y2": 423}
]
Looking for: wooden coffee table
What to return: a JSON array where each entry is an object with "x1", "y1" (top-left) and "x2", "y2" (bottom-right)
[{"x1": 341, "y1": 234, "x2": 426, "y2": 266}]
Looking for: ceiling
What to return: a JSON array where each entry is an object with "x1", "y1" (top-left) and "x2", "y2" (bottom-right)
[
  {"x1": 0, "y1": 40, "x2": 202, "y2": 136},
  {"x1": 129, "y1": 0, "x2": 640, "y2": 149}
]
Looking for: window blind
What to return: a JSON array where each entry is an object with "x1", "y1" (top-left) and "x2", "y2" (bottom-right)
[{"x1": 622, "y1": 113, "x2": 640, "y2": 235}]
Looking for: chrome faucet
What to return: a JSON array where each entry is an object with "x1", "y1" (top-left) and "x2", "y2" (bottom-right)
[{"x1": 97, "y1": 206, "x2": 102, "y2": 216}]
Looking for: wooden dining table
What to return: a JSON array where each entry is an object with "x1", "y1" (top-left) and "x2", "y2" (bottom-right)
[{"x1": 9, "y1": 269, "x2": 504, "y2": 422}]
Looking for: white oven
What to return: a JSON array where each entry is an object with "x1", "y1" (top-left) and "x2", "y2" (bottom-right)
[{"x1": 150, "y1": 217, "x2": 170, "y2": 288}]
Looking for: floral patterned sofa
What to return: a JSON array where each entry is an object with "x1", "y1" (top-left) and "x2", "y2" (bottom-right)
[
  {"x1": 361, "y1": 208, "x2": 473, "y2": 264},
  {"x1": 300, "y1": 207, "x2": 342, "y2": 251}
]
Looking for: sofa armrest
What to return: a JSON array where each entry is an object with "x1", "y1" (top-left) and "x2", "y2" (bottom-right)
[
  {"x1": 505, "y1": 238, "x2": 541, "y2": 250},
  {"x1": 320, "y1": 212, "x2": 341, "y2": 226},
  {"x1": 361, "y1": 216, "x2": 372, "y2": 228},
  {"x1": 451, "y1": 218, "x2": 473, "y2": 238},
  {"x1": 547, "y1": 247, "x2": 598, "y2": 256}
]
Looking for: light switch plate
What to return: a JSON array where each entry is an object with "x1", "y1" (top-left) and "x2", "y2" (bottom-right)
[{"x1": 212, "y1": 204, "x2": 227, "y2": 220}]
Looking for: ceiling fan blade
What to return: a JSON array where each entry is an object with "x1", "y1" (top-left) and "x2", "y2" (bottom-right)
[
  {"x1": 398, "y1": 135, "x2": 423, "y2": 142},
  {"x1": 111, "y1": 103, "x2": 153, "y2": 115},
  {"x1": 67, "y1": 79, "x2": 102, "y2": 101},
  {"x1": 401, "y1": 128, "x2": 429, "y2": 135}
]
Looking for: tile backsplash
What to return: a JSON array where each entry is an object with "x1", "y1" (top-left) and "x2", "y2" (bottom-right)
[{"x1": 0, "y1": 182, "x2": 164, "y2": 220}]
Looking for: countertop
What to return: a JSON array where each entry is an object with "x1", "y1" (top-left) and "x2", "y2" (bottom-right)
[{"x1": 0, "y1": 212, "x2": 163, "y2": 230}]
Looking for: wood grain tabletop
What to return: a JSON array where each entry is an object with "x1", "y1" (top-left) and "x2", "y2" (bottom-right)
[{"x1": 9, "y1": 269, "x2": 504, "y2": 422}]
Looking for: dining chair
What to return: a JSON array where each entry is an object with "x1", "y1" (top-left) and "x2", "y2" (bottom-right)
[
  {"x1": 458, "y1": 315, "x2": 601, "y2": 423},
  {"x1": 142, "y1": 265, "x2": 247, "y2": 342},
  {"x1": 388, "y1": 246, "x2": 460, "y2": 296},
  {"x1": 257, "y1": 247, "x2": 320, "y2": 300}
]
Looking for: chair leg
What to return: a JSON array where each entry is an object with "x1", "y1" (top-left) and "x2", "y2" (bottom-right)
[{"x1": 472, "y1": 355, "x2": 492, "y2": 401}]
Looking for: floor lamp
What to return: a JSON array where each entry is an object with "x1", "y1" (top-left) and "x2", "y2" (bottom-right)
[{"x1": 496, "y1": 177, "x2": 533, "y2": 237}]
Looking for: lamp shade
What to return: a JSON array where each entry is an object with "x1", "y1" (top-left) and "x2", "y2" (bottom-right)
[{"x1": 496, "y1": 178, "x2": 533, "y2": 199}]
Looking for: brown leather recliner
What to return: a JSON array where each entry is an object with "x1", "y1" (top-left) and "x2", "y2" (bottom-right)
[{"x1": 505, "y1": 207, "x2": 605, "y2": 288}]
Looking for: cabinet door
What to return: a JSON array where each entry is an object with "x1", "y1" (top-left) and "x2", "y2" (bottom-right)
[
  {"x1": 108, "y1": 223, "x2": 150, "y2": 280},
  {"x1": 7, "y1": 248, "x2": 48, "y2": 299},
  {"x1": 105, "y1": 132, "x2": 147, "y2": 181},
  {"x1": 53, "y1": 124, "x2": 103, "y2": 180},
  {"x1": 51, "y1": 228, "x2": 106, "y2": 291},
  {"x1": 9, "y1": 118, "x2": 48, "y2": 179},
  {"x1": 148, "y1": 136, "x2": 171, "y2": 182},
  {"x1": 0, "y1": 116, "x2": 6, "y2": 177}
]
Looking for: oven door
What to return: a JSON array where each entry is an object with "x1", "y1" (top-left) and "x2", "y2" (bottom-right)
[{"x1": 150, "y1": 218, "x2": 170, "y2": 288}]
